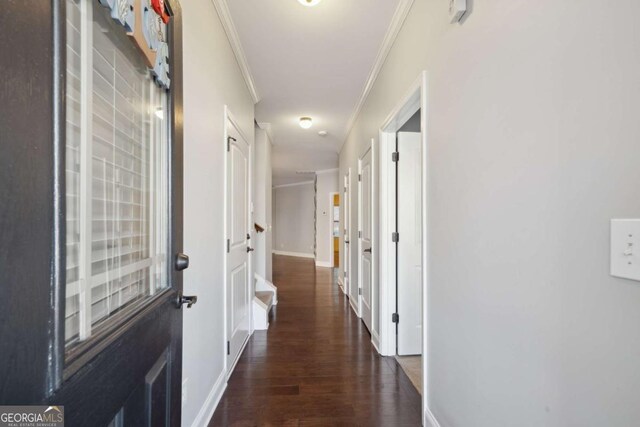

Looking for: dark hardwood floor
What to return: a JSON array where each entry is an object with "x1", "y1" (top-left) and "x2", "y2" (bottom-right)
[{"x1": 208, "y1": 255, "x2": 422, "y2": 426}]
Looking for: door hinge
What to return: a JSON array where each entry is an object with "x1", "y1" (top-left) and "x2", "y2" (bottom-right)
[
  {"x1": 227, "y1": 341, "x2": 230, "y2": 355},
  {"x1": 227, "y1": 136, "x2": 236, "y2": 152},
  {"x1": 226, "y1": 239, "x2": 230, "y2": 253},
  {"x1": 392, "y1": 313, "x2": 399, "y2": 323},
  {"x1": 392, "y1": 151, "x2": 399, "y2": 162},
  {"x1": 358, "y1": 288, "x2": 362, "y2": 295},
  {"x1": 358, "y1": 174, "x2": 361, "y2": 182},
  {"x1": 392, "y1": 232, "x2": 399, "y2": 243},
  {"x1": 359, "y1": 230, "x2": 362, "y2": 238}
]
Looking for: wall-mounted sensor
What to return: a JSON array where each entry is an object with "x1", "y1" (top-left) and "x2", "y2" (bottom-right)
[
  {"x1": 318, "y1": 131, "x2": 328, "y2": 136},
  {"x1": 449, "y1": 0, "x2": 467, "y2": 23}
]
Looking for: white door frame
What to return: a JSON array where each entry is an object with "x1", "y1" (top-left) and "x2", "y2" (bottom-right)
[
  {"x1": 223, "y1": 105, "x2": 253, "y2": 378},
  {"x1": 378, "y1": 71, "x2": 428, "y2": 420}
]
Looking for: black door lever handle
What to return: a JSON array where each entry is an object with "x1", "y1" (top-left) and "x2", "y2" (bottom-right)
[
  {"x1": 176, "y1": 293, "x2": 198, "y2": 309},
  {"x1": 247, "y1": 247, "x2": 254, "y2": 253},
  {"x1": 364, "y1": 248, "x2": 372, "y2": 253}
]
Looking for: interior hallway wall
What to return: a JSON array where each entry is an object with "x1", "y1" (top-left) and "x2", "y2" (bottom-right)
[
  {"x1": 315, "y1": 170, "x2": 339, "y2": 267},
  {"x1": 181, "y1": 1, "x2": 254, "y2": 425},
  {"x1": 254, "y1": 125, "x2": 273, "y2": 281},
  {"x1": 273, "y1": 182, "x2": 315, "y2": 257},
  {"x1": 339, "y1": 0, "x2": 640, "y2": 425}
]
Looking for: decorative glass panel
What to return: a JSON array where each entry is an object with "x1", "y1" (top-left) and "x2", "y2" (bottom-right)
[{"x1": 65, "y1": 0, "x2": 170, "y2": 347}]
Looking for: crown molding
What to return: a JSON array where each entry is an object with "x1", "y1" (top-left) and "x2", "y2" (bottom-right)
[
  {"x1": 342, "y1": 0, "x2": 415, "y2": 149},
  {"x1": 211, "y1": 0, "x2": 261, "y2": 104}
]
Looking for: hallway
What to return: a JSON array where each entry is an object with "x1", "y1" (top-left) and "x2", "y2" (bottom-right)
[{"x1": 209, "y1": 255, "x2": 422, "y2": 426}]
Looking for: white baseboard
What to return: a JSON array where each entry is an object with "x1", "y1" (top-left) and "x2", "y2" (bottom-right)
[
  {"x1": 190, "y1": 370, "x2": 227, "y2": 427},
  {"x1": 371, "y1": 331, "x2": 381, "y2": 354},
  {"x1": 424, "y1": 407, "x2": 441, "y2": 427},
  {"x1": 315, "y1": 260, "x2": 332, "y2": 268},
  {"x1": 349, "y1": 296, "x2": 360, "y2": 318},
  {"x1": 272, "y1": 250, "x2": 314, "y2": 259}
]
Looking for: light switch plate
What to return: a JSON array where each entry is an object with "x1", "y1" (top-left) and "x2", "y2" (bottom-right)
[
  {"x1": 611, "y1": 219, "x2": 640, "y2": 281},
  {"x1": 449, "y1": 0, "x2": 467, "y2": 23}
]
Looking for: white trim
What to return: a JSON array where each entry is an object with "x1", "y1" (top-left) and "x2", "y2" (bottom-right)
[
  {"x1": 190, "y1": 370, "x2": 227, "y2": 427},
  {"x1": 315, "y1": 261, "x2": 332, "y2": 268},
  {"x1": 211, "y1": 0, "x2": 260, "y2": 104},
  {"x1": 342, "y1": 0, "x2": 415, "y2": 147},
  {"x1": 337, "y1": 276, "x2": 344, "y2": 287},
  {"x1": 378, "y1": 70, "x2": 429, "y2": 423},
  {"x1": 315, "y1": 167, "x2": 339, "y2": 175},
  {"x1": 272, "y1": 180, "x2": 314, "y2": 189},
  {"x1": 424, "y1": 407, "x2": 441, "y2": 427},
  {"x1": 272, "y1": 250, "x2": 315, "y2": 259},
  {"x1": 371, "y1": 330, "x2": 381, "y2": 353}
]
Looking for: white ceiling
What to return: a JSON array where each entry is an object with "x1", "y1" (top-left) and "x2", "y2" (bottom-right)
[{"x1": 225, "y1": 0, "x2": 401, "y2": 185}]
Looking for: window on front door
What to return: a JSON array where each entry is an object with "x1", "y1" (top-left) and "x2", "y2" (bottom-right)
[{"x1": 64, "y1": 0, "x2": 170, "y2": 349}]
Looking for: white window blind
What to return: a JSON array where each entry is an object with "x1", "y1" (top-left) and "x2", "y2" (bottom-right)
[{"x1": 65, "y1": 0, "x2": 170, "y2": 347}]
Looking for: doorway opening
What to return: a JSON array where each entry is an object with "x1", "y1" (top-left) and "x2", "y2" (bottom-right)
[
  {"x1": 378, "y1": 71, "x2": 428, "y2": 419},
  {"x1": 395, "y1": 109, "x2": 422, "y2": 394},
  {"x1": 332, "y1": 193, "x2": 340, "y2": 268}
]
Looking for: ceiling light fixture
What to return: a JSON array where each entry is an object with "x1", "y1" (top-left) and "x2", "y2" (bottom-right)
[
  {"x1": 318, "y1": 130, "x2": 327, "y2": 136},
  {"x1": 299, "y1": 117, "x2": 313, "y2": 129},
  {"x1": 298, "y1": 0, "x2": 321, "y2": 6}
]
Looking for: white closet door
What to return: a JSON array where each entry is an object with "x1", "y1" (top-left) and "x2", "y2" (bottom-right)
[{"x1": 397, "y1": 132, "x2": 422, "y2": 356}]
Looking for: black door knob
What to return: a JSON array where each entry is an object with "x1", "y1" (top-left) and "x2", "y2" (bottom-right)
[
  {"x1": 175, "y1": 253, "x2": 189, "y2": 271},
  {"x1": 176, "y1": 293, "x2": 198, "y2": 309},
  {"x1": 247, "y1": 247, "x2": 254, "y2": 253}
]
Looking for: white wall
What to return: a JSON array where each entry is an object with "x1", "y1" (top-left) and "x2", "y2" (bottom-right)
[
  {"x1": 273, "y1": 182, "x2": 315, "y2": 257},
  {"x1": 254, "y1": 125, "x2": 273, "y2": 280},
  {"x1": 340, "y1": 0, "x2": 640, "y2": 425},
  {"x1": 315, "y1": 170, "x2": 339, "y2": 267},
  {"x1": 181, "y1": 1, "x2": 254, "y2": 425}
]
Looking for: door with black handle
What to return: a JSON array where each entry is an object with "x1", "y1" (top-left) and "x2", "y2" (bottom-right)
[{"x1": 0, "y1": 1, "x2": 187, "y2": 425}]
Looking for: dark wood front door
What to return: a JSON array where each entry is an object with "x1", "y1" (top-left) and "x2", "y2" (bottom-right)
[{"x1": 0, "y1": 1, "x2": 186, "y2": 425}]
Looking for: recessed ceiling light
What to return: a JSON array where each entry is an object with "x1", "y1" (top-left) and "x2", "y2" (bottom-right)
[
  {"x1": 318, "y1": 130, "x2": 327, "y2": 136},
  {"x1": 299, "y1": 117, "x2": 313, "y2": 129},
  {"x1": 298, "y1": 0, "x2": 321, "y2": 6}
]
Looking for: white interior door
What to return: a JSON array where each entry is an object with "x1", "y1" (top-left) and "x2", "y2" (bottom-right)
[
  {"x1": 343, "y1": 171, "x2": 350, "y2": 295},
  {"x1": 397, "y1": 132, "x2": 422, "y2": 356},
  {"x1": 359, "y1": 147, "x2": 373, "y2": 331},
  {"x1": 226, "y1": 118, "x2": 251, "y2": 371}
]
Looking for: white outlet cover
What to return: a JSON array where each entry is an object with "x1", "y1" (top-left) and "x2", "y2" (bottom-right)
[{"x1": 611, "y1": 219, "x2": 640, "y2": 281}]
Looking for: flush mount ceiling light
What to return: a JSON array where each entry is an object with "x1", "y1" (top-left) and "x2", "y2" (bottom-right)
[
  {"x1": 298, "y1": 0, "x2": 321, "y2": 6},
  {"x1": 299, "y1": 117, "x2": 313, "y2": 129}
]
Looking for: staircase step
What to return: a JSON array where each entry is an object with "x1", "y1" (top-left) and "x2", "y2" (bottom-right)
[{"x1": 255, "y1": 291, "x2": 273, "y2": 308}]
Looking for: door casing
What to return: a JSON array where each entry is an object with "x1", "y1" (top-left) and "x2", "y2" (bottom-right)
[{"x1": 378, "y1": 71, "x2": 428, "y2": 425}]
